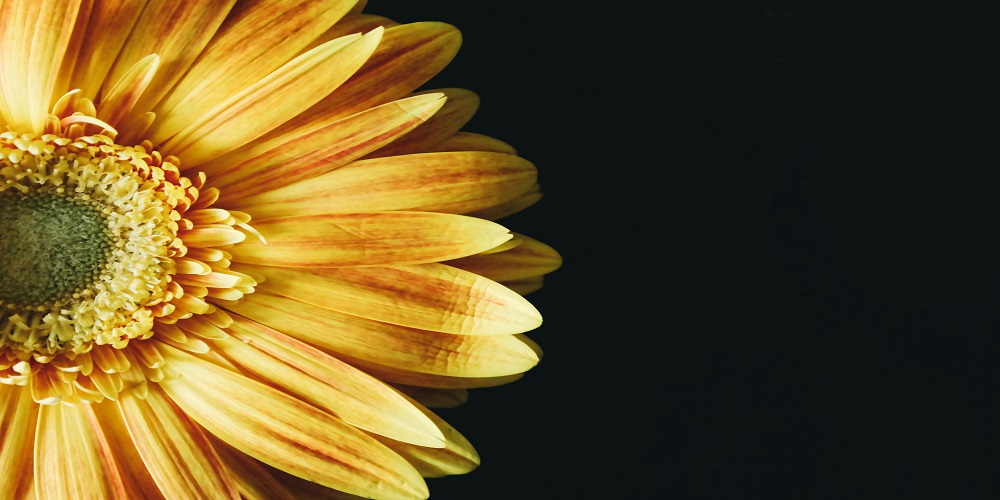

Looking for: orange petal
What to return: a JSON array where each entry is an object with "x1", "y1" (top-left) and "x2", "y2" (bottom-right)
[
  {"x1": 215, "y1": 315, "x2": 445, "y2": 447},
  {"x1": 205, "y1": 93, "x2": 446, "y2": 202},
  {"x1": 96, "y1": 53, "x2": 159, "y2": 128},
  {"x1": 0, "y1": 386, "x2": 35, "y2": 500},
  {"x1": 210, "y1": 437, "x2": 296, "y2": 500},
  {"x1": 223, "y1": 290, "x2": 540, "y2": 378},
  {"x1": 117, "y1": 385, "x2": 240, "y2": 499},
  {"x1": 157, "y1": 344, "x2": 429, "y2": 499},
  {"x1": 157, "y1": 28, "x2": 383, "y2": 165},
  {"x1": 34, "y1": 403, "x2": 127, "y2": 499},
  {"x1": 152, "y1": 0, "x2": 358, "y2": 140},
  {"x1": 228, "y1": 212, "x2": 512, "y2": 267},
  {"x1": 0, "y1": 0, "x2": 83, "y2": 133},
  {"x1": 425, "y1": 131, "x2": 518, "y2": 155},
  {"x1": 105, "y1": 0, "x2": 238, "y2": 114},
  {"x1": 365, "y1": 88, "x2": 480, "y2": 158},
  {"x1": 237, "y1": 151, "x2": 537, "y2": 218},
  {"x1": 446, "y1": 233, "x2": 563, "y2": 282},
  {"x1": 277, "y1": 22, "x2": 461, "y2": 133},
  {"x1": 236, "y1": 263, "x2": 543, "y2": 335}
]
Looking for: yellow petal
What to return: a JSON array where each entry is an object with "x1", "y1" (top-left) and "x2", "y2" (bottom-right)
[
  {"x1": 90, "y1": 399, "x2": 170, "y2": 499},
  {"x1": 54, "y1": 0, "x2": 147, "y2": 101},
  {"x1": 0, "y1": 386, "x2": 34, "y2": 500},
  {"x1": 375, "y1": 396, "x2": 479, "y2": 478},
  {"x1": 157, "y1": 28, "x2": 383, "y2": 165},
  {"x1": 278, "y1": 22, "x2": 461, "y2": 133},
  {"x1": 157, "y1": 344, "x2": 429, "y2": 499},
  {"x1": 347, "y1": 359, "x2": 525, "y2": 389},
  {"x1": 215, "y1": 316, "x2": 444, "y2": 447},
  {"x1": 104, "y1": 0, "x2": 237, "y2": 114},
  {"x1": 236, "y1": 263, "x2": 543, "y2": 335},
  {"x1": 0, "y1": 0, "x2": 82, "y2": 133},
  {"x1": 228, "y1": 212, "x2": 512, "y2": 267},
  {"x1": 365, "y1": 88, "x2": 480, "y2": 158},
  {"x1": 34, "y1": 403, "x2": 127, "y2": 499},
  {"x1": 465, "y1": 183, "x2": 543, "y2": 221},
  {"x1": 224, "y1": 290, "x2": 540, "y2": 378},
  {"x1": 238, "y1": 151, "x2": 537, "y2": 218},
  {"x1": 96, "y1": 53, "x2": 159, "y2": 128},
  {"x1": 204, "y1": 93, "x2": 446, "y2": 202},
  {"x1": 210, "y1": 437, "x2": 296, "y2": 500},
  {"x1": 118, "y1": 386, "x2": 240, "y2": 499},
  {"x1": 152, "y1": 0, "x2": 358, "y2": 140},
  {"x1": 446, "y1": 233, "x2": 562, "y2": 282}
]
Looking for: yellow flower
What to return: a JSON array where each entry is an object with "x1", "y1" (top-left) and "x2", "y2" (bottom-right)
[{"x1": 0, "y1": 0, "x2": 560, "y2": 498}]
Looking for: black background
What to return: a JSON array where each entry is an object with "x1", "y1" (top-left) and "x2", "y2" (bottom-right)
[{"x1": 376, "y1": 2, "x2": 1000, "y2": 499}]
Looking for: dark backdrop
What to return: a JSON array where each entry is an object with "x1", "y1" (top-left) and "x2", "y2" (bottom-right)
[{"x1": 375, "y1": 2, "x2": 1000, "y2": 499}]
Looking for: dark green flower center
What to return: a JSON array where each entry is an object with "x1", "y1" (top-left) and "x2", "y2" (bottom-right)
[{"x1": 0, "y1": 191, "x2": 112, "y2": 306}]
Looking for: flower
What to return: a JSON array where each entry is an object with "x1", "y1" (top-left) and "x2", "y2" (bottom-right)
[{"x1": 0, "y1": 0, "x2": 561, "y2": 498}]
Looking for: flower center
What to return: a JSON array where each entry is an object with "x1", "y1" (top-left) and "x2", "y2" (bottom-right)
[{"x1": 0, "y1": 191, "x2": 112, "y2": 306}]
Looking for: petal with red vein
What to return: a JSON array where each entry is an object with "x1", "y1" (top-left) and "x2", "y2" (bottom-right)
[
  {"x1": 118, "y1": 386, "x2": 240, "y2": 499},
  {"x1": 158, "y1": 29, "x2": 381, "y2": 165},
  {"x1": 214, "y1": 316, "x2": 445, "y2": 447},
  {"x1": 152, "y1": 0, "x2": 358, "y2": 140},
  {"x1": 205, "y1": 93, "x2": 445, "y2": 202},
  {"x1": 34, "y1": 403, "x2": 127, "y2": 499},
  {"x1": 365, "y1": 88, "x2": 480, "y2": 158},
  {"x1": 223, "y1": 290, "x2": 540, "y2": 378},
  {"x1": 238, "y1": 151, "x2": 536, "y2": 218},
  {"x1": 157, "y1": 344, "x2": 428, "y2": 499},
  {"x1": 0, "y1": 0, "x2": 82, "y2": 133},
  {"x1": 0, "y1": 386, "x2": 34, "y2": 500},
  {"x1": 236, "y1": 263, "x2": 542, "y2": 335},
  {"x1": 228, "y1": 212, "x2": 511, "y2": 267}
]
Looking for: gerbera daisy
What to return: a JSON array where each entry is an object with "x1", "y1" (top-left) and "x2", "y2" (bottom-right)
[{"x1": 0, "y1": 0, "x2": 560, "y2": 498}]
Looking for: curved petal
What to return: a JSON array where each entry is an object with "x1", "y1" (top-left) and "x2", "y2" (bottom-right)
[
  {"x1": 223, "y1": 290, "x2": 540, "y2": 378},
  {"x1": 0, "y1": 0, "x2": 82, "y2": 133},
  {"x1": 238, "y1": 151, "x2": 537, "y2": 218},
  {"x1": 0, "y1": 386, "x2": 34, "y2": 500},
  {"x1": 365, "y1": 88, "x2": 480, "y2": 159},
  {"x1": 158, "y1": 28, "x2": 382, "y2": 165},
  {"x1": 117, "y1": 386, "x2": 241, "y2": 499},
  {"x1": 210, "y1": 437, "x2": 296, "y2": 500},
  {"x1": 152, "y1": 0, "x2": 359, "y2": 139},
  {"x1": 157, "y1": 344, "x2": 429, "y2": 499},
  {"x1": 277, "y1": 21, "x2": 461, "y2": 133},
  {"x1": 34, "y1": 402, "x2": 127, "y2": 499},
  {"x1": 105, "y1": 0, "x2": 238, "y2": 114},
  {"x1": 374, "y1": 396, "x2": 479, "y2": 478},
  {"x1": 446, "y1": 233, "x2": 563, "y2": 282},
  {"x1": 228, "y1": 212, "x2": 512, "y2": 267},
  {"x1": 236, "y1": 263, "x2": 543, "y2": 335},
  {"x1": 206, "y1": 93, "x2": 446, "y2": 202},
  {"x1": 213, "y1": 316, "x2": 445, "y2": 447}
]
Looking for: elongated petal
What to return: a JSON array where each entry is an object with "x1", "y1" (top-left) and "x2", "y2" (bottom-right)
[
  {"x1": 375, "y1": 396, "x2": 479, "y2": 478},
  {"x1": 106, "y1": 0, "x2": 237, "y2": 114},
  {"x1": 425, "y1": 131, "x2": 518, "y2": 155},
  {"x1": 55, "y1": 0, "x2": 147, "y2": 100},
  {"x1": 466, "y1": 183, "x2": 543, "y2": 221},
  {"x1": 0, "y1": 0, "x2": 82, "y2": 133},
  {"x1": 279, "y1": 22, "x2": 461, "y2": 132},
  {"x1": 158, "y1": 28, "x2": 383, "y2": 165},
  {"x1": 152, "y1": 0, "x2": 358, "y2": 139},
  {"x1": 224, "y1": 290, "x2": 540, "y2": 378},
  {"x1": 346, "y1": 359, "x2": 525, "y2": 389},
  {"x1": 210, "y1": 437, "x2": 296, "y2": 500},
  {"x1": 365, "y1": 88, "x2": 480, "y2": 158},
  {"x1": 446, "y1": 234, "x2": 563, "y2": 282},
  {"x1": 96, "y1": 53, "x2": 159, "y2": 128},
  {"x1": 237, "y1": 263, "x2": 542, "y2": 335},
  {"x1": 0, "y1": 386, "x2": 34, "y2": 500},
  {"x1": 118, "y1": 386, "x2": 240, "y2": 499},
  {"x1": 392, "y1": 385, "x2": 469, "y2": 409},
  {"x1": 89, "y1": 401, "x2": 166, "y2": 499},
  {"x1": 157, "y1": 344, "x2": 429, "y2": 499},
  {"x1": 34, "y1": 403, "x2": 127, "y2": 499},
  {"x1": 206, "y1": 93, "x2": 446, "y2": 202},
  {"x1": 238, "y1": 151, "x2": 536, "y2": 218},
  {"x1": 214, "y1": 316, "x2": 444, "y2": 447},
  {"x1": 229, "y1": 212, "x2": 512, "y2": 267}
]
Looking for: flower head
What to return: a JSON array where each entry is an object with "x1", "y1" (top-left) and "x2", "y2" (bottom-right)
[{"x1": 0, "y1": 1, "x2": 559, "y2": 498}]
